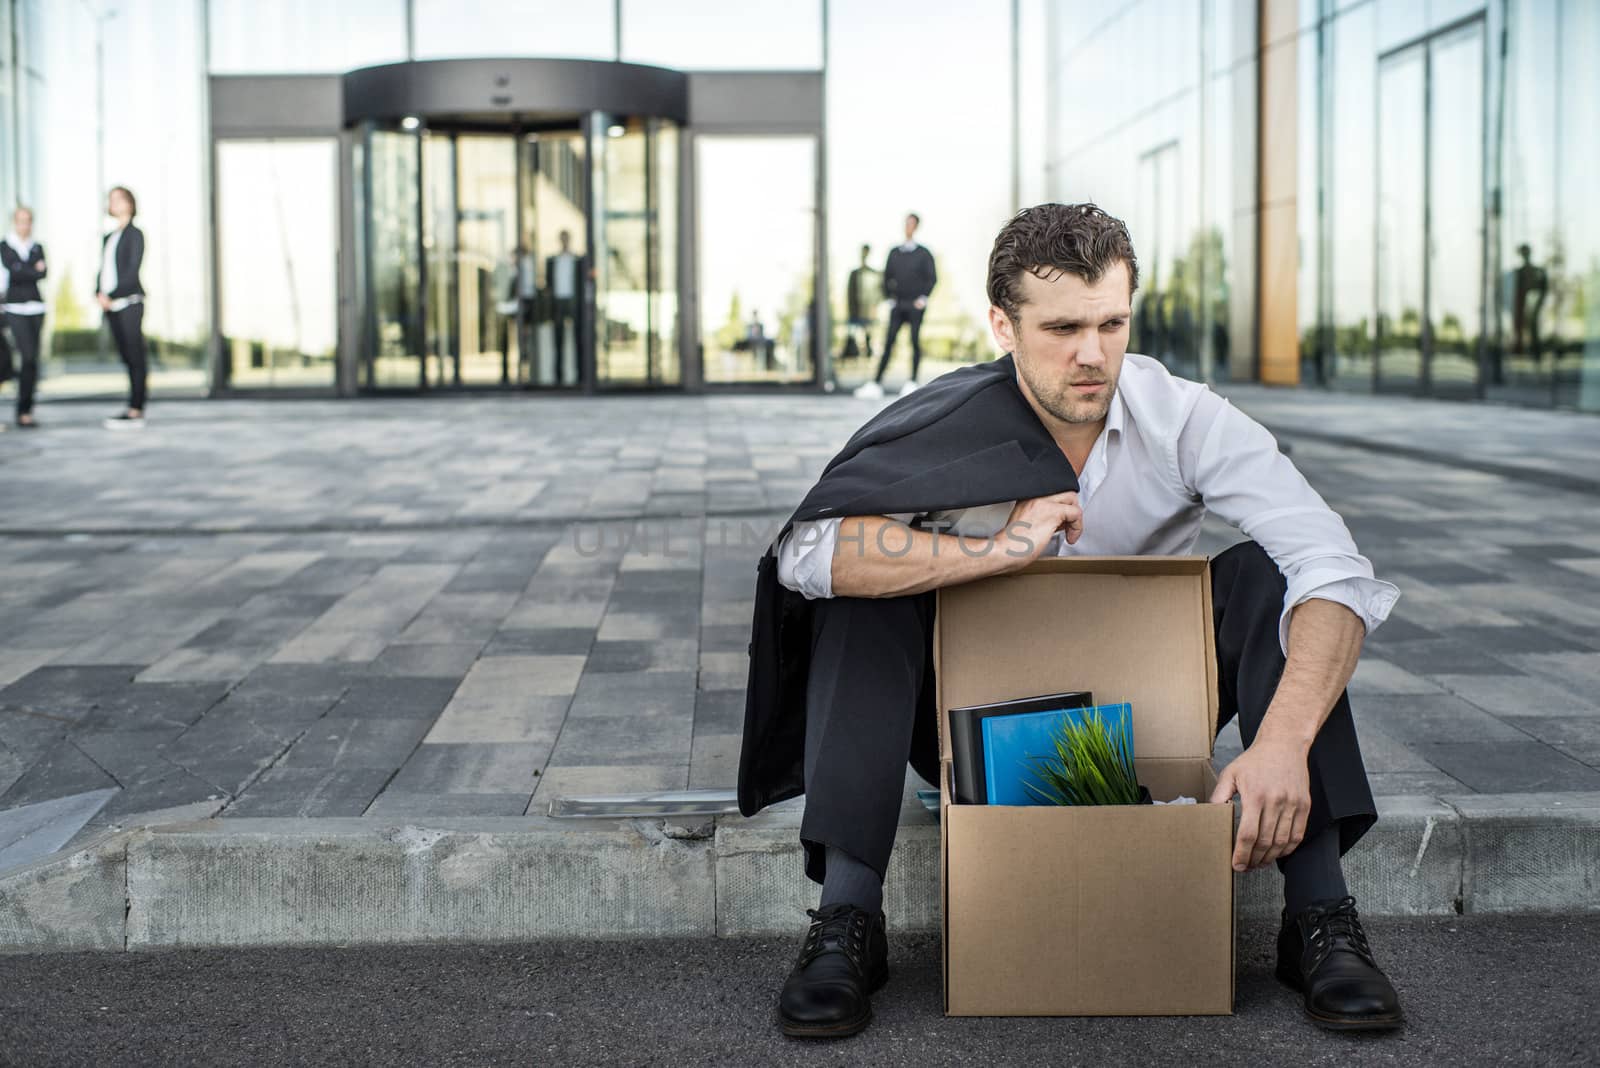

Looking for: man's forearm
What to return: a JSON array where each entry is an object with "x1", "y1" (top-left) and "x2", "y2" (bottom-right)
[
  {"x1": 829, "y1": 516, "x2": 1020, "y2": 598},
  {"x1": 1256, "y1": 598, "x2": 1365, "y2": 751}
]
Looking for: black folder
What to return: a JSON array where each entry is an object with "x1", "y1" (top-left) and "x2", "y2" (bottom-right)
[{"x1": 947, "y1": 690, "x2": 1094, "y2": 805}]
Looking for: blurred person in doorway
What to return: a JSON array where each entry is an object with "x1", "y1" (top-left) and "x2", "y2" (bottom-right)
[
  {"x1": 547, "y1": 230, "x2": 586, "y2": 387},
  {"x1": 95, "y1": 186, "x2": 147, "y2": 429},
  {"x1": 841, "y1": 244, "x2": 879, "y2": 363},
  {"x1": 1, "y1": 206, "x2": 48, "y2": 428},
  {"x1": 853, "y1": 213, "x2": 936, "y2": 400}
]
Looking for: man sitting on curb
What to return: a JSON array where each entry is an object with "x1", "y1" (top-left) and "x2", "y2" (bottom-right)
[{"x1": 737, "y1": 203, "x2": 1406, "y2": 1038}]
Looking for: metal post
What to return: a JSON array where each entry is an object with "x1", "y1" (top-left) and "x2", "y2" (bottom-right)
[{"x1": 1010, "y1": 0, "x2": 1020, "y2": 213}]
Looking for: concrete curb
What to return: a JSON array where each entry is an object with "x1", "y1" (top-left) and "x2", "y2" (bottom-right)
[{"x1": 2, "y1": 794, "x2": 1596, "y2": 952}]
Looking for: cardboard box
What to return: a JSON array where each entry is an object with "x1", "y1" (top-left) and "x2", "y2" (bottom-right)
[{"x1": 935, "y1": 556, "x2": 1235, "y2": 1016}]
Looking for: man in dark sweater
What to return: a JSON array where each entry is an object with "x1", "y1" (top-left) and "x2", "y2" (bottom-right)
[{"x1": 854, "y1": 214, "x2": 936, "y2": 399}]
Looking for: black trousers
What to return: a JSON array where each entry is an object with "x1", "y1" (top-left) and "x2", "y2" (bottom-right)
[
  {"x1": 873, "y1": 303, "x2": 924, "y2": 384},
  {"x1": 107, "y1": 304, "x2": 148, "y2": 410},
  {"x1": 4, "y1": 312, "x2": 42, "y2": 417},
  {"x1": 552, "y1": 297, "x2": 578, "y2": 386},
  {"x1": 800, "y1": 540, "x2": 1379, "y2": 883}
]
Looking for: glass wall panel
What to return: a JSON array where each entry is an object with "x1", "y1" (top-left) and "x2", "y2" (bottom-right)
[
  {"x1": 1375, "y1": 47, "x2": 1426, "y2": 391},
  {"x1": 1326, "y1": 2, "x2": 1376, "y2": 390},
  {"x1": 209, "y1": 0, "x2": 405, "y2": 75},
  {"x1": 697, "y1": 136, "x2": 816, "y2": 385},
  {"x1": 414, "y1": 0, "x2": 614, "y2": 60},
  {"x1": 1426, "y1": 20, "x2": 1485, "y2": 396},
  {"x1": 216, "y1": 140, "x2": 338, "y2": 390},
  {"x1": 1552, "y1": 0, "x2": 1600, "y2": 411},
  {"x1": 1492, "y1": 0, "x2": 1556, "y2": 403},
  {"x1": 621, "y1": 0, "x2": 822, "y2": 70},
  {"x1": 368, "y1": 128, "x2": 422, "y2": 388}
]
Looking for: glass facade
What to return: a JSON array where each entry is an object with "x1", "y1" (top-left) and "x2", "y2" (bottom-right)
[
  {"x1": 13, "y1": 0, "x2": 1584, "y2": 411},
  {"x1": 1044, "y1": 0, "x2": 1600, "y2": 412}
]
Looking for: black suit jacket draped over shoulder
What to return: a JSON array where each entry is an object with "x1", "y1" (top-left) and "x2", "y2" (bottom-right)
[{"x1": 736, "y1": 355, "x2": 1081, "y2": 816}]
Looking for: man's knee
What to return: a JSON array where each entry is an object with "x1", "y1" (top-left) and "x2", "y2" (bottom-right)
[{"x1": 1213, "y1": 540, "x2": 1284, "y2": 596}]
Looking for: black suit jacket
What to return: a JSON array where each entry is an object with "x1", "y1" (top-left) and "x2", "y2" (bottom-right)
[
  {"x1": 736, "y1": 355, "x2": 1080, "y2": 816},
  {"x1": 0, "y1": 240, "x2": 47, "y2": 305},
  {"x1": 95, "y1": 225, "x2": 145, "y2": 300}
]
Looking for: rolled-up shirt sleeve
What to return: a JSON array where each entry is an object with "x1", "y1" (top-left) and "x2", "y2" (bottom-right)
[
  {"x1": 776, "y1": 518, "x2": 843, "y2": 599},
  {"x1": 1178, "y1": 390, "x2": 1400, "y2": 654}
]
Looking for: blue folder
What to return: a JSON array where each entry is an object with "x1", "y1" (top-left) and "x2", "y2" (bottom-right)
[{"x1": 981, "y1": 702, "x2": 1135, "y2": 806}]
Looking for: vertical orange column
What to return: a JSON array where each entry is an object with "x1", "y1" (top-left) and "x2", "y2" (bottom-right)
[{"x1": 1256, "y1": 0, "x2": 1300, "y2": 385}]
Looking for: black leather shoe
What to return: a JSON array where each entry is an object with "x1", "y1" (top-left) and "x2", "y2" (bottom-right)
[
  {"x1": 777, "y1": 903, "x2": 889, "y2": 1038},
  {"x1": 1277, "y1": 896, "x2": 1405, "y2": 1031}
]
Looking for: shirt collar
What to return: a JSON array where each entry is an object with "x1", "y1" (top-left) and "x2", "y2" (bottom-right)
[
  {"x1": 900, "y1": 240, "x2": 919, "y2": 252},
  {"x1": 4, "y1": 235, "x2": 30, "y2": 256}
]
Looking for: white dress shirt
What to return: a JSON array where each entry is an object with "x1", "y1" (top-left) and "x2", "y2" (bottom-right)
[
  {"x1": 776, "y1": 353, "x2": 1399, "y2": 655},
  {"x1": 100, "y1": 228, "x2": 120, "y2": 295},
  {"x1": 552, "y1": 252, "x2": 578, "y2": 300}
]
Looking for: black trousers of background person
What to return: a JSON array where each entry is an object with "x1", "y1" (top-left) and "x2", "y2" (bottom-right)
[
  {"x1": 4, "y1": 313, "x2": 43, "y2": 417},
  {"x1": 873, "y1": 302, "x2": 925, "y2": 384},
  {"x1": 799, "y1": 539, "x2": 1379, "y2": 884},
  {"x1": 106, "y1": 303, "x2": 148, "y2": 411}
]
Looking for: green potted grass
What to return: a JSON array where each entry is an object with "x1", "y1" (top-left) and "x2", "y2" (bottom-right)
[{"x1": 1022, "y1": 706, "x2": 1152, "y2": 806}]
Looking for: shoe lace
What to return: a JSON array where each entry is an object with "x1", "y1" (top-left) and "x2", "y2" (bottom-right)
[
  {"x1": 1303, "y1": 895, "x2": 1376, "y2": 971},
  {"x1": 797, "y1": 905, "x2": 870, "y2": 973}
]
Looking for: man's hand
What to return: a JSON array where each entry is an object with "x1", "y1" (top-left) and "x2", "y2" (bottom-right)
[
  {"x1": 96, "y1": 293, "x2": 112, "y2": 310},
  {"x1": 1209, "y1": 734, "x2": 1311, "y2": 872},
  {"x1": 913, "y1": 296, "x2": 928, "y2": 310},
  {"x1": 1001, "y1": 492, "x2": 1082, "y2": 570}
]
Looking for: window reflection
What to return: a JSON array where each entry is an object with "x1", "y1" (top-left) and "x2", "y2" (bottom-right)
[
  {"x1": 217, "y1": 140, "x2": 339, "y2": 390},
  {"x1": 368, "y1": 128, "x2": 422, "y2": 388},
  {"x1": 697, "y1": 136, "x2": 816, "y2": 385}
]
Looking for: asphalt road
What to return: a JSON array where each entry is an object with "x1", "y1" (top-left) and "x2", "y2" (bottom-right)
[{"x1": 2, "y1": 915, "x2": 1596, "y2": 1067}]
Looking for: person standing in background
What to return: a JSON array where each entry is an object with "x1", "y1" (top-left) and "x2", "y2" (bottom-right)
[
  {"x1": 842, "y1": 244, "x2": 879, "y2": 364},
  {"x1": 546, "y1": 229, "x2": 586, "y2": 387},
  {"x1": 96, "y1": 186, "x2": 147, "y2": 429},
  {"x1": 1, "y1": 206, "x2": 47, "y2": 428},
  {"x1": 854, "y1": 213, "x2": 937, "y2": 400}
]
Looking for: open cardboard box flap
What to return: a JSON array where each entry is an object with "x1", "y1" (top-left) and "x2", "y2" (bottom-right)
[
  {"x1": 935, "y1": 555, "x2": 1220, "y2": 765},
  {"x1": 935, "y1": 556, "x2": 1234, "y2": 1017}
]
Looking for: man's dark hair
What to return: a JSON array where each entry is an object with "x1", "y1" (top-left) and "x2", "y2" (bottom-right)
[
  {"x1": 906, "y1": 212, "x2": 920, "y2": 226},
  {"x1": 987, "y1": 203, "x2": 1139, "y2": 321}
]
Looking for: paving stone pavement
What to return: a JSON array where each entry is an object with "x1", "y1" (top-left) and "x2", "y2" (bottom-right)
[{"x1": 0, "y1": 383, "x2": 1597, "y2": 848}]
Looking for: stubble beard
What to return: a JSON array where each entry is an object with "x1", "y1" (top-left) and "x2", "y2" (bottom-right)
[{"x1": 1017, "y1": 348, "x2": 1118, "y2": 426}]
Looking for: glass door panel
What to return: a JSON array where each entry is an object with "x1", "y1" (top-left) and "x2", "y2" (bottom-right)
[
  {"x1": 697, "y1": 135, "x2": 817, "y2": 384},
  {"x1": 523, "y1": 129, "x2": 589, "y2": 388},
  {"x1": 1375, "y1": 48, "x2": 1426, "y2": 391},
  {"x1": 422, "y1": 131, "x2": 456, "y2": 388},
  {"x1": 455, "y1": 135, "x2": 519, "y2": 386},
  {"x1": 368, "y1": 128, "x2": 422, "y2": 388},
  {"x1": 216, "y1": 139, "x2": 339, "y2": 390},
  {"x1": 1426, "y1": 22, "x2": 1484, "y2": 396},
  {"x1": 595, "y1": 117, "x2": 652, "y2": 385}
]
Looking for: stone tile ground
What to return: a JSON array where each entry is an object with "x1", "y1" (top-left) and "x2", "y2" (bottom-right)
[{"x1": 1, "y1": 386, "x2": 1597, "y2": 843}]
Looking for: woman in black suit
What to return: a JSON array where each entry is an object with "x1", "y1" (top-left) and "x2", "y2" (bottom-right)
[
  {"x1": 1, "y1": 205, "x2": 47, "y2": 428},
  {"x1": 95, "y1": 186, "x2": 147, "y2": 429}
]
